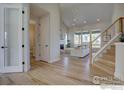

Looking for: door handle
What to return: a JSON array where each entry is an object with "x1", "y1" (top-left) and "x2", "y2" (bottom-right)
[
  {"x1": 1, "y1": 46, "x2": 4, "y2": 48},
  {"x1": 1, "y1": 46, "x2": 8, "y2": 48}
]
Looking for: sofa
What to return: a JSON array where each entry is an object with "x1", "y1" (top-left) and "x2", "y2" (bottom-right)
[{"x1": 70, "y1": 45, "x2": 89, "y2": 57}]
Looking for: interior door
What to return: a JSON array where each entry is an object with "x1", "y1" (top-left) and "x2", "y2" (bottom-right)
[
  {"x1": 0, "y1": 4, "x2": 23, "y2": 73},
  {"x1": 40, "y1": 15, "x2": 50, "y2": 62}
]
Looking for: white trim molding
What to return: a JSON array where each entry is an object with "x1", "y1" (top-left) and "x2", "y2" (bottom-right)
[{"x1": 49, "y1": 57, "x2": 60, "y2": 63}]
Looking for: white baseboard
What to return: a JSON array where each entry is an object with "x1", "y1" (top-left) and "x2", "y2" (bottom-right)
[
  {"x1": 114, "y1": 72, "x2": 124, "y2": 81},
  {"x1": 24, "y1": 64, "x2": 31, "y2": 72},
  {"x1": 35, "y1": 56, "x2": 41, "y2": 61},
  {"x1": 49, "y1": 57, "x2": 60, "y2": 63}
]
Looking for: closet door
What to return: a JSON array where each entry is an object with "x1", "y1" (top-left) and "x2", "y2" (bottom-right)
[
  {"x1": 0, "y1": 4, "x2": 23, "y2": 73},
  {"x1": 40, "y1": 15, "x2": 50, "y2": 62}
]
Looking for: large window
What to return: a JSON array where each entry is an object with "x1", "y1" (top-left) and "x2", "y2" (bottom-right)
[
  {"x1": 74, "y1": 30, "x2": 101, "y2": 48},
  {"x1": 74, "y1": 33, "x2": 82, "y2": 46},
  {"x1": 82, "y1": 32, "x2": 90, "y2": 43},
  {"x1": 92, "y1": 32, "x2": 101, "y2": 48},
  {"x1": 65, "y1": 33, "x2": 68, "y2": 45}
]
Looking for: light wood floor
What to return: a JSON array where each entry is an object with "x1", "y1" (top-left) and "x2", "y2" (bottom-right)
[{"x1": 0, "y1": 53, "x2": 117, "y2": 85}]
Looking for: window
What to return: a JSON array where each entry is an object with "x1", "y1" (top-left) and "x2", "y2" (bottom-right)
[
  {"x1": 65, "y1": 33, "x2": 67, "y2": 45},
  {"x1": 74, "y1": 33, "x2": 82, "y2": 46},
  {"x1": 92, "y1": 32, "x2": 101, "y2": 48},
  {"x1": 82, "y1": 32, "x2": 90, "y2": 43},
  {"x1": 74, "y1": 30, "x2": 101, "y2": 48}
]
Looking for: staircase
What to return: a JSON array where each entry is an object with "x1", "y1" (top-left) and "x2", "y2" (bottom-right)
[
  {"x1": 93, "y1": 45, "x2": 115, "y2": 75},
  {"x1": 89, "y1": 17, "x2": 124, "y2": 76}
]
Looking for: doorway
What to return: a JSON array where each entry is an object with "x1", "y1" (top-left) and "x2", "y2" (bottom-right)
[
  {"x1": 29, "y1": 4, "x2": 50, "y2": 63},
  {"x1": 29, "y1": 21, "x2": 36, "y2": 59}
]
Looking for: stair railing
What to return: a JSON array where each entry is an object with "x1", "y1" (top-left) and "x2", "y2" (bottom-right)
[{"x1": 89, "y1": 17, "x2": 124, "y2": 64}]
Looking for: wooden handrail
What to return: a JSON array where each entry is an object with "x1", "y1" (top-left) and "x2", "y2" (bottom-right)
[
  {"x1": 91, "y1": 17, "x2": 124, "y2": 43},
  {"x1": 89, "y1": 17, "x2": 124, "y2": 64}
]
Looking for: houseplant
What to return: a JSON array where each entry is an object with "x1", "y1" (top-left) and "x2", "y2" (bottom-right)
[
  {"x1": 66, "y1": 40, "x2": 71, "y2": 48},
  {"x1": 119, "y1": 33, "x2": 124, "y2": 42}
]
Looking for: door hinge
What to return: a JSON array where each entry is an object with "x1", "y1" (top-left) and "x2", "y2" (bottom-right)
[
  {"x1": 22, "y1": 27, "x2": 24, "y2": 31},
  {"x1": 22, "y1": 10, "x2": 25, "y2": 14},
  {"x1": 22, "y1": 45, "x2": 24, "y2": 48},
  {"x1": 22, "y1": 62, "x2": 25, "y2": 65}
]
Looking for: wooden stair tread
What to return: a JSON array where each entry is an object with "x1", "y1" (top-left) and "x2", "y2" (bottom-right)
[
  {"x1": 111, "y1": 45, "x2": 115, "y2": 47},
  {"x1": 95, "y1": 61, "x2": 114, "y2": 71},
  {"x1": 103, "y1": 52, "x2": 115, "y2": 56},
  {"x1": 107, "y1": 49, "x2": 115, "y2": 51},
  {"x1": 103, "y1": 54, "x2": 115, "y2": 58},
  {"x1": 106, "y1": 49, "x2": 115, "y2": 54},
  {"x1": 108, "y1": 47, "x2": 115, "y2": 50},
  {"x1": 106, "y1": 47, "x2": 115, "y2": 55},
  {"x1": 106, "y1": 51, "x2": 115, "y2": 55},
  {"x1": 93, "y1": 62, "x2": 114, "y2": 75},
  {"x1": 101, "y1": 54, "x2": 115, "y2": 62},
  {"x1": 97, "y1": 58, "x2": 115, "y2": 67}
]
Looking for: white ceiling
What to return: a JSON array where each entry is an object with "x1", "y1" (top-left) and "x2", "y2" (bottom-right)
[
  {"x1": 30, "y1": 4, "x2": 114, "y2": 28},
  {"x1": 30, "y1": 4, "x2": 49, "y2": 19},
  {"x1": 60, "y1": 3, "x2": 114, "y2": 28}
]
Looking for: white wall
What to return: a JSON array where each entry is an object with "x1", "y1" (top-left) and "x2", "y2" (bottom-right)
[
  {"x1": 115, "y1": 43, "x2": 124, "y2": 81},
  {"x1": 33, "y1": 4, "x2": 60, "y2": 63},
  {"x1": 60, "y1": 23, "x2": 68, "y2": 40},
  {"x1": 34, "y1": 18, "x2": 41, "y2": 60},
  {"x1": 60, "y1": 23, "x2": 69, "y2": 48}
]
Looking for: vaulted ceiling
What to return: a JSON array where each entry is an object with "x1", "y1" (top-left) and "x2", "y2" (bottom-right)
[
  {"x1": 30, "y1": 3, "x2": 114, "y2": 28},
  {"x1": 60, "y1": 3, "x2": 114, "y2": 28}
]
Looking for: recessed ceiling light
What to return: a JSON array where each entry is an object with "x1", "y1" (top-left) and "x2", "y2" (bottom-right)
[
  {"x1": 83, "y1": 20, "x2": 87, "y2": 24},
  {"x1": 72, "y1": 23, "x2": 75, "y2": 26},
  {"x1": 97, "y1": 18, "x2": 100, "y2": 22},
  {"x1": 73, "y1": 18, "x2": 77, "y2": 21}
]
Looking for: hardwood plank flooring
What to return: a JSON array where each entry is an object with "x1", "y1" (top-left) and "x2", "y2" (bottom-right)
[{"x1": 0, "y1": 54, "x2": 117, "y2": 85}]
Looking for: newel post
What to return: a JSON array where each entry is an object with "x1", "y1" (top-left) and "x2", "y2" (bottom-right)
[{"x1": 119, "y1": 17, "x2": 123, "y2": 34}]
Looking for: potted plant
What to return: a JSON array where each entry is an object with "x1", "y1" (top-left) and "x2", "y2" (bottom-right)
[
  {"x1": 119, "y1": 33, "x2": 124, "y2": 42},
  {"x1": 66, "y1": 40, "x2": 71, "y2": 48}
]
